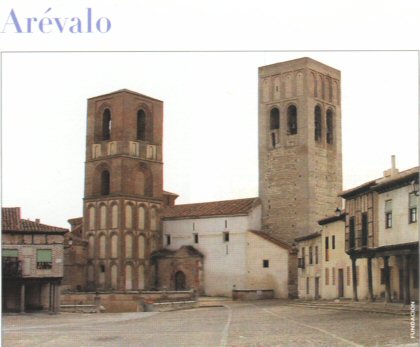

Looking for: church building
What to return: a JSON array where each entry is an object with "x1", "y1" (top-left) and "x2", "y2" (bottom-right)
[{"x1": 64, "y1": 57, "x2": 344, "y2": 299}]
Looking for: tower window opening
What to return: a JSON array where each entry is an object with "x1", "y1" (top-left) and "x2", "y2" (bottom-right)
[
  {"x1": 271, "y1": 133, "x2": 276, "y2": 148},
  {"x1": 101, "y1": 170, "x2": 110, "y2": 195},
  {"x1": 287, "y1": 105, "x2": 297, "y2": 135},
  {"x1": 270, "y1": 108, "x2": 280, "y2": 130},
  {"x1": 102, "y1": 108, "x2": 111, "y2": 141},
  {"x1": 326, "y1": 109, "x2": 333, "y2": 144},
  {"x1": 314, "y1": 106, "x2": 322, "y2": 141},
  {"x1": 137, "y1": 110, "x2": 146, "y2": 141}
]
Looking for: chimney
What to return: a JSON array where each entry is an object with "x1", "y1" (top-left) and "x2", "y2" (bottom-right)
[
  {"x1": 383, "y1": 155, "x2": 399, "y2": 178},
  {"x1": 35, "y1": 218, "x2": 40, "y2": 223}
]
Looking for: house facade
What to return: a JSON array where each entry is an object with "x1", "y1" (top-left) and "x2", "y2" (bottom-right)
[
  {"x1": 341, "y1": 160, "x2": 419, "y2": 303},
  {"x1": 2, "y1": 207, "x2": 67, "y2": 313}
]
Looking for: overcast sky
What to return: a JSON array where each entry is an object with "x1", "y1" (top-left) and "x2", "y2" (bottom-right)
[{"x1": 1, "y1": 2, "x2": 419, "y2": 228}]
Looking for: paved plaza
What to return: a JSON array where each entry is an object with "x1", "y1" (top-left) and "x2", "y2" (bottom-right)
[{"x1": 2, "y1": 300, "x2": 418, "y2": 347}]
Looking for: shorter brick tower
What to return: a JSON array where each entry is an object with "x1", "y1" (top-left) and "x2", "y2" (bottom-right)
[{"x1": 83, "y1": 89, "x2": 164, "y2": 291}]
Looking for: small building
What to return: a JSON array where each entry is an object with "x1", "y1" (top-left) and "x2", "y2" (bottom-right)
[
  {"x1": 340, "y1": 160, "x2": 419, "y2": 303},
  {"x1": 2, "y1": 207, "x2": 68, "y2": 313},
  {"x1": 318, "y1": 212, "x2": 356, "y2": 300},
  {"x1": 159, "y1": 198, "x2": 292, "y2": 298},
  {"x1": 295, "y1": 231, "x2": 322, "y2": 299}
]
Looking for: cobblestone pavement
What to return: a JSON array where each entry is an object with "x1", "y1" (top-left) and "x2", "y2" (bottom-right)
[{"x1": 2, "y1": 300, "x2": 418, "y2": 347}]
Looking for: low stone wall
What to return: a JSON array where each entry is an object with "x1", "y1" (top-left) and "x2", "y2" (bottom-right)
[
  {"x1": 61, "y1": 290, "x2": 196, "y2": 313},
  {"x1": 232, "y1": 289, "x2": 274, "y2": 301}
]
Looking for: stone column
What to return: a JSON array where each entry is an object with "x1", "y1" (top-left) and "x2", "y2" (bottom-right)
[
  {"x1": 351, "y1": 256, "x2": 358, "y2": 302},
  {"x1": 20, "y1": 283, "x2": 25, "y2": 313},
  {"x1": 403, "y1": 255, "x2": 411, "y2": 305},
  {"x1": 54, "y1": 283, "x2": 60, "y2": 313},
  {"x1": 383, "y1": 256, "x2": 392, "y2": 303},
  {"x1": 367, "y1": 257, "x2": 374, "y2": 302}
]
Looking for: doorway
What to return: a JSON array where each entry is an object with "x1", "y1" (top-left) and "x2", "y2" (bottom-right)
[
  {"x1": 175, "y1": 271, "x2": 186, "y2": 291},
  {"x1": 338, "y1": 269, "x2": 344, "y2": 297},
  {"x1": 315, "y1": 277, "x2": 320, "y2": 299}
]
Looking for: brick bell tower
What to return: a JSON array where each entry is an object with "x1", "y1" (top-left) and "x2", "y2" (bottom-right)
[
  {"x1": 83, "y1": 89, "x2": 164, "y2": 291},
  {"x1": 258, "y1": 57, "x2": 343, "y2": 243}
]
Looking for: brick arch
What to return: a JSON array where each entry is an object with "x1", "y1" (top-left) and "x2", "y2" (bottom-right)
[
  {"x1": 94, "y1": 102, "x2": 113, "y2": 142},
  {"x1": 132, "y1": 163, "x2": 153, "y2": 197},
  {"x1": 135, "y1": 103, "x2": 153, "y2": 142},
  {"x1": 93, "y1": 162, "x2": 112, "y2": 196}
]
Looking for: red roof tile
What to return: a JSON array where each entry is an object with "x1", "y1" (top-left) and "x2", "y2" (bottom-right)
[
  {"x1": 249, "y1": 230, "x2": 292, "y2": 251},
  {"x1": 2, "y1": 207, "x2": 68, "y2": 233},
  {"x1": 162, "y1": 197, "x2": 260, "y2": 219}
]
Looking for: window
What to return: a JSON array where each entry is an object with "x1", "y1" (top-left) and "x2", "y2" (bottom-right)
[
  {"x1": 270, "y1": 108, "x2": 280, "y2": 130},
  {"x1": 315, "y1": 246, "x2": 319, "y2": 264},
  {"x1": 100, "y1": 264, "x2": 105, "y2": 273},
  {"x1": 332, "y1": 267, "x2": 336, "y2": 285},
  {"x1": 223, "y1": 232, "x2": 229, "y2": 242},
  {"x1": 101, "y1": 170, "x2": 110, "y2": 195},
  {"x1": 102, "y1": 108, "x2": 111, "y2": 141},
  {"x1": 287, "y1": 105, "x2": 297, "y2": 135},
  {"x1": 385, "y1": 200, "x2": 392, "y2": 228},
  {"x1": 325, "y1": 268, "x2": 329, "y2": 285},
  {"x1": 332, "y1": 235, "x2": 336, "y2": 250},
  {"x1": 325, "y1": 237, "x2": 329, "y2": 261},
  {"x1": 314, "y1": 106, "x2": 322, "y2": 141},
  {"x1": 326, "y1": 109, "x2": 333, "y2": 144},
  {"x1": 166, "y1": 234, "x2": 171, "y2": 246},
  {"x1": 36, "y1": 249, "x2": 52, "y2": 269},
  {"x1": 2, "y1": 249, "x2": 18, "y2": 257},
  {"x1": 263, "y1": 259, "x2": 269, "y2": 268},
  {"x1": 224, "y1": 220, "x2": 228, "y2": 228},
  {"x1": 361, "y1": 213, "x2": 368, "y2": 247},
  {"x1": 137, "y1": 110, "x2": 146, "y2": 141},
  {"x1": 349, "y1": 217, "x2": 355, "y2": 249},
  {"x1": 193, "y1": 233, "x2": 199, "y2": 244},
  {"x1": 409, "y1": 192, "x2": 417, "y2": 223},
  {"x1": 309, "y1": 246, "x2": 313, "y2": 265},
  {"x1": 306, "y1": 277, "x2": 310, "y2": 294}
]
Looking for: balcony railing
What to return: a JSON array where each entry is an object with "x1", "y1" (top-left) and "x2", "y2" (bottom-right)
[{"x1": 2, "y1": 258, "x2": 22, "y2": 278}]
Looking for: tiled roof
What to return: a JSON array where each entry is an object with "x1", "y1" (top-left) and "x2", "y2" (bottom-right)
[
  {"x1": 2, "y1": 207, "x2": 68, "y2": 233},
  {"x1": 340, "y1": 166, "x2": 419, "y2": 198},
  {"x1": 162, "y1": 197, "x2": 259, "y2": 219},
  {"x1": 2, "y1": 207, "x2": 21, "y2": 230}
]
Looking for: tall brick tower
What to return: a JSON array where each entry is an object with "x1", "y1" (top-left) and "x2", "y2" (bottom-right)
[
  {"x1": 258, "y1": 57, "x2": 342, "y2": 243},
  {"x1": 83, "y1": 89, "x2": 164, "y2": 291}
]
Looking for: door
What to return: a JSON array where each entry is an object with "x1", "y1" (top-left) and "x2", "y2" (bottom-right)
[
  {"x1": 315, "y1": 277, "x2": 320, "y2": 299},
  {"x1": 175, "y1": 271, "x2": 186, "y2": 291},
  {"x1": 338, "y1": 269, "x2": 344, "y2": 297}
]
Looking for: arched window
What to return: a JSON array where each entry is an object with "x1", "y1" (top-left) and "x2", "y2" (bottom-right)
[
  {"x1": 125, "y1": 233, "x2": 133, "y2": 258},
  {"x1": 111, "y1": 204, "x2": 118, "y2": 229},
  {"x1": 138, "y1": 235, "x2": 145, "y2": 259},
  {"x1": 326, "y1": 109, "x2": 334, "y2": 144},
  {"x1": 269, "y1": 108, "x2": 280, "y2": 130},
  {"x1": 111, "y1": 234, "x2": 118, "y2": 258},
  {"x1": 99, "y1": 234, "x2": 106, "y2": 259},
  {"x1": 138, "y1": 265, "x2": 145, "y2": 290},
  {"x1": 88, "y1": 206, "x2": 95, "y2": 230},
  {"x1": 150, "y1": 207, "x2": 158, "y2": 231},
  {"x1": 125, "y1": 205, "x2": 133, "y2": 229},
  {"x1": 138, "y1": 206, "x2": 145, "y2": 230},
  {"x1": 102, "y1": 108, "x2": 111, "y2": 141},
  {"x1": 100, "y1": 205, "x2": 107, "y2": 229},
  {"x1": 101, "y1": 170, "x2": 110, "y2": 195},
  {"x1": 88, "y1": 235, "x2": 95, "y2": 258},
  {"x1": 125, "y1": 264, "x2": 133, "y2": 290},
  {"x1": 137, "y1": 110, "x2": 146, "y2": 141},
  {"x1": 111, "y1": 264, "x2": 118, "y2": 289},
  {"x1": 287, "y1": 105, "x2": 298, "y2": 135},
  {"x1": 314, "y1": 106, "x2": 322, "y2": 142}
]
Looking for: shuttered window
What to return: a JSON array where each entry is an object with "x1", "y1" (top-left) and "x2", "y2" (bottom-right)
[
  {"x1": 37, "y1": 249, "x2": 52, "y2": 269},
  {"x1": 2, "y1": 249, "x2": 18, "y2": 257}
]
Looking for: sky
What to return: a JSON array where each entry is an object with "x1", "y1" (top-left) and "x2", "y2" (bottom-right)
[{"x1": 0, "y1": 2, "x2": 419, "y2": 228}]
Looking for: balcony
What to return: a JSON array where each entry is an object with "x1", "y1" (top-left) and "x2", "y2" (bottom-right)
[{"x1": 2, "y1": 258, "x2": 22, "y2": 278}]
